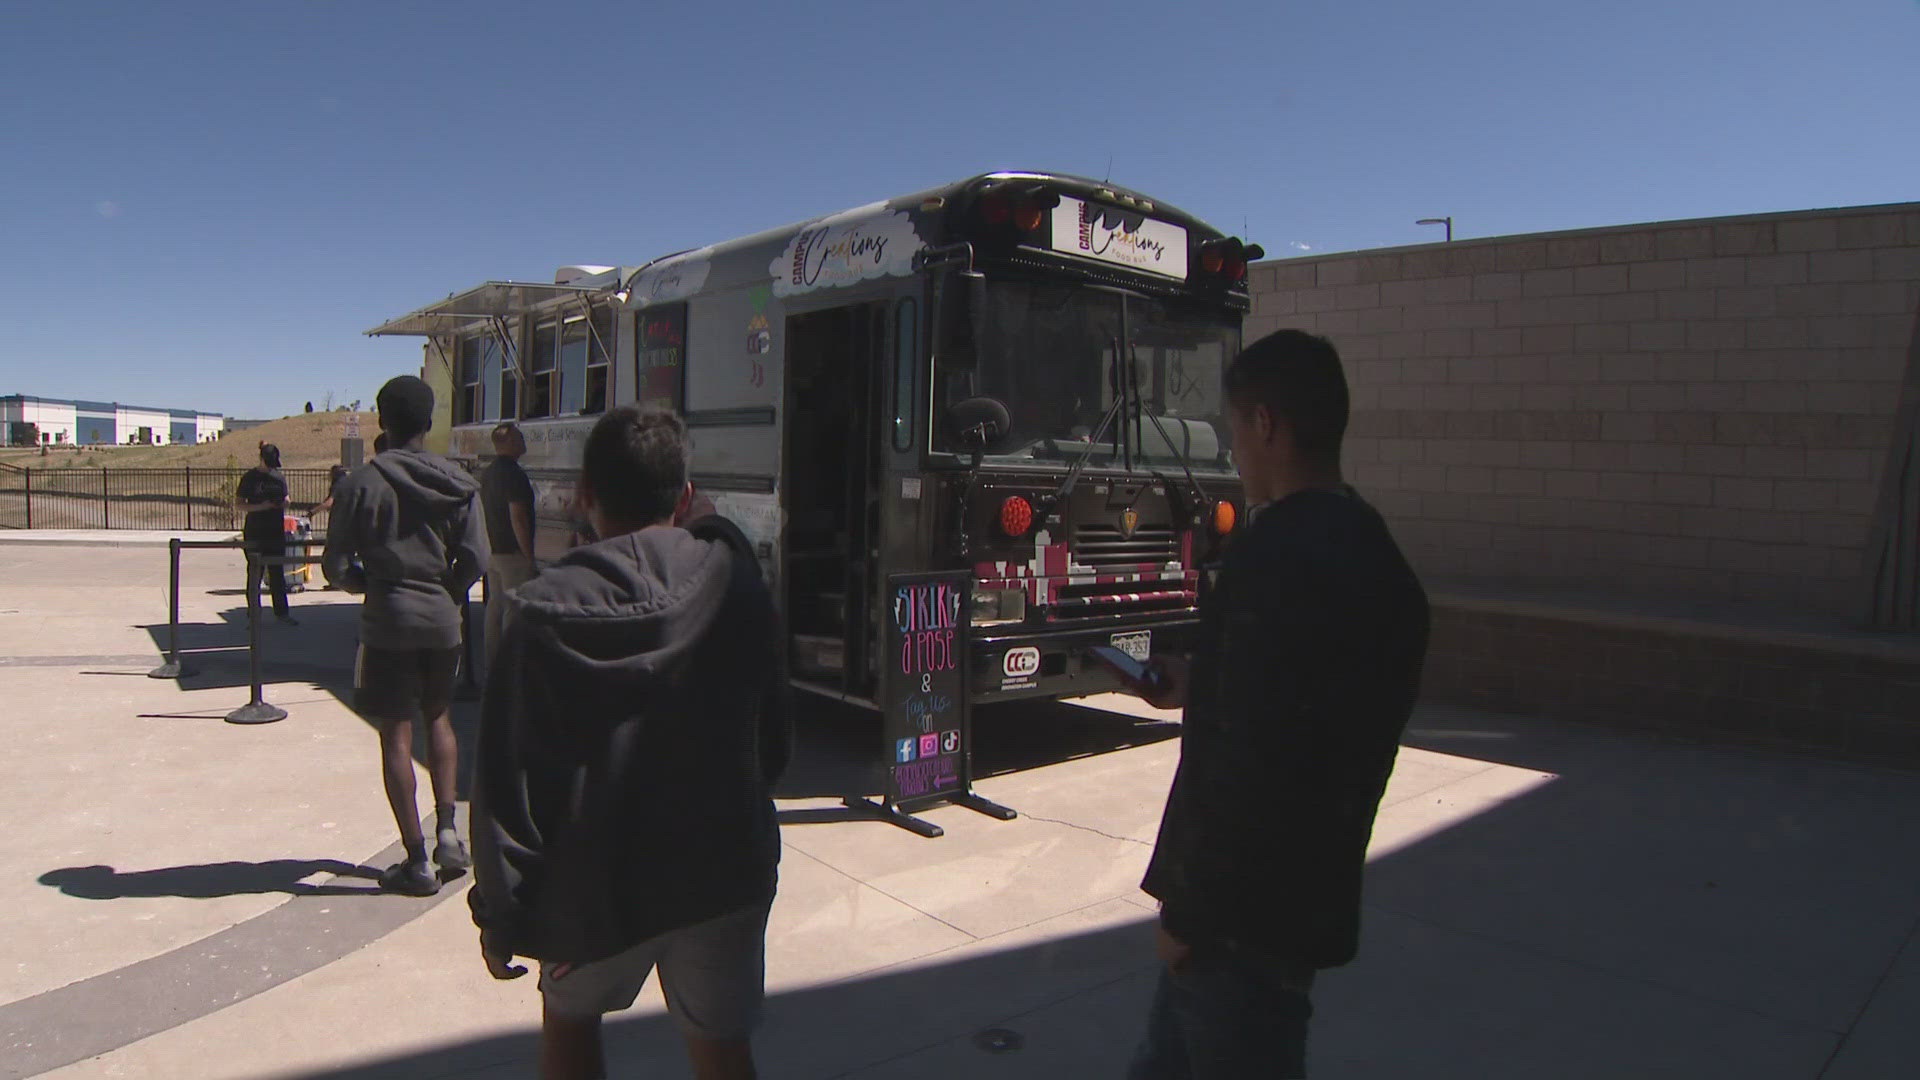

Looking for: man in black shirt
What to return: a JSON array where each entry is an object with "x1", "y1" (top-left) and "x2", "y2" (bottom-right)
[
  {"x1": 234, "y1": 443, "x2": 296, "y2": 626},
  {"x1": 1127, "y1": 330, "x2": 1429, "y2": 1079},
  {"x1": 479, "y1": 422, "x2": 537, "y2": 667}
]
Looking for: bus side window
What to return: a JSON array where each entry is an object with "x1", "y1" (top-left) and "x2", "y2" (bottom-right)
[{"x1": 893, "y1": 297, "x2": 917, "y2": 452}]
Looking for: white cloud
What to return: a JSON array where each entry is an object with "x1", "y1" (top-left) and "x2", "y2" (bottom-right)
[
  {"x1": 1289, "y1": 240, "x2": 1312, "y2": 251},
  {"x1": 95, "y1": 200, "x2": 122, "y2": 219}
]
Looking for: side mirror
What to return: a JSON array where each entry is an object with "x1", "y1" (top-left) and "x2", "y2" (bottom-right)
[{"x1": 948, "y1": 396, "x2": 1011, "y2": 454}]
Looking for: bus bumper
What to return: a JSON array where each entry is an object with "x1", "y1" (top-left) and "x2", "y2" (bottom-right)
[{"x1": 968, "y1": 619, "x2": 1199, "y2": 704}]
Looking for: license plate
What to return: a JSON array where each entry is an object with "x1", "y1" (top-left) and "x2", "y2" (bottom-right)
[{"x1": 1110, "y1": 631, "x2": 1151, "y2": 663}]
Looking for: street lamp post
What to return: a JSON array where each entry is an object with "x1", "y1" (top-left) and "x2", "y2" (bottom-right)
[{"x1": 1417, "y1": 217, "x2": 1453, "y2": 242}]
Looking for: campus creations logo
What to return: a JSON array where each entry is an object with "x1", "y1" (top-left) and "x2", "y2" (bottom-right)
[
  {"x1": 1076, "y1": 201, "x2": 1166, "y2": 265},
  {"x1": 771, "y1": 203, "x2": 924, "y2": 297},
  {"x1": 1049, "y1": 196, "x2": 1189, "y2": 280}
]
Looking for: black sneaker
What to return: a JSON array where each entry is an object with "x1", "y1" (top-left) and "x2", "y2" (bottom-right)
[
  {"x1": 433, "y1": 828, "x2": 470, "y2": 873},
  {"x1": 378, "y1": 858, "x2": 439, "y2": 896}
]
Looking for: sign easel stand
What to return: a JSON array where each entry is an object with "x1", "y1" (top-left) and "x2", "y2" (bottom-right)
[{"x1": 849, "y1": 571, "x2": 1019, "y2": 838}]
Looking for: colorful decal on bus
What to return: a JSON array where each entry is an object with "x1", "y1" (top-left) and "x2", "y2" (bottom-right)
[
  {"x1": 630, "y1": 250, "x2": 712, "y2": 308},
  {"x1": 770, "y1": 203, "x2": 924, "y2": 297}
]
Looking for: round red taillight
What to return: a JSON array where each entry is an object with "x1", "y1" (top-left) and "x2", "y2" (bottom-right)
[
  {"x1": 1014, "y1": 203, "x2": 1045, "y2": 232},
  {"x1": 1200, "y1": 249, "x2": 1225, "y2": 274},
  {"x1": 1212, "y1": 500, "x2": 1236, "y2": 535},
  {"x1": 1225, "y1": 259, "x2": 1247, "y2": 282},
  {"x1": 979, "y1": 194, "x2": 1011, "y2": 225},
  {"x1": 1000, "y1": 495, "x2": 1034, "y2": 536}
]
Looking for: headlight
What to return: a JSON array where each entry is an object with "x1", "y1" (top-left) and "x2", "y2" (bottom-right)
[{"x1": 971, "y1": 587, "x2": 1028, "y2": 626}]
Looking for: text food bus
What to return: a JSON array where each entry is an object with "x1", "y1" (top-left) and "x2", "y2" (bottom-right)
[{"x1": 369, "y1": 171, "x2": 1259, "y2": 711}]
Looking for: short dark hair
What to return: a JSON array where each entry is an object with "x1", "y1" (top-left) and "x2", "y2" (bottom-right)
[
  {"x1": 581, "y1": 406, "x2": 689, "y2": 528},
  {"x1": 376, "y1": 375, "x2": 435, "y2": 443},
  {"x1": 259, "y1": 443, "x2": 282, "y2": 469},
  {"x1": 372, "y1": 432, "x2": 390, "y2": 454},
  {"x1": 1225, "y1": 329, "x2": 1349, "y2": 460}
]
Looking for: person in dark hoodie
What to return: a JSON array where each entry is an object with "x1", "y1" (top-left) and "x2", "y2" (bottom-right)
[
  {"x1": 322, "y1": 376, "x2": 489, "y2": 897},
  {"x1": 470, "y1": 406, "x2": 788, "y2": 1080}
]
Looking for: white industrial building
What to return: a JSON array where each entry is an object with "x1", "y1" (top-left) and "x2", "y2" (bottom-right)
[{"x1": 2, "y1": 395, "x2": 223, "y2": 446}]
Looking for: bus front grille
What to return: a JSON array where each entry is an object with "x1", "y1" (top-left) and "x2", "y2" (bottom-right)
[
  {"x1": 1072, "y1": 524, "x2": 1178, "y2": 570},
  {"x1": 1049, "y1": 524, "x2": 1193, "y2": 621}
]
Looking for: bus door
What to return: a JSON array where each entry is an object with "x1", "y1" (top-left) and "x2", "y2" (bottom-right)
[{"x1": 783, "y1": 301, "x2": 888, "y2": 700}]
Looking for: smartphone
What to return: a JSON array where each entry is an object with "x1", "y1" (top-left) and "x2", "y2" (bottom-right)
[{"x1": 1087, "y1": 644, "x2": 1158, "y2": 689}]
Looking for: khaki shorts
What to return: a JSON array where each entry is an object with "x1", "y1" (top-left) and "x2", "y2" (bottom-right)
[{"x1": 539, "y1": 901, "x2": 772, "y2": 1040}]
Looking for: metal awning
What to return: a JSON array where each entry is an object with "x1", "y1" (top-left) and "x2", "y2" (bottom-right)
[{"x1": 364, "y1": 281, "x2": 612, "y2": 337}]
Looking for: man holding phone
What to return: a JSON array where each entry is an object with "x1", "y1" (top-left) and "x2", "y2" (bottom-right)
[{"x1": 1125, "y1": 330, "x2": 1429, "y2": 1079}]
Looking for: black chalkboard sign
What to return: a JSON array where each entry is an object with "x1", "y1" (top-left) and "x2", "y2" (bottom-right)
[{"x1": 883, "y1": 571, "x2": 971, "y2": 808}]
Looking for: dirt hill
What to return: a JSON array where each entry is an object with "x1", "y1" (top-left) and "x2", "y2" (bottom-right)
[{"x1": 0, "y1": 412, "x2": 376, "y2": 470}]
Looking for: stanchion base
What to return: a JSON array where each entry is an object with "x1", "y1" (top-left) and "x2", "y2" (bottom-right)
[
  {"x1": 950, "y1": 792, "x2": 1019, "y2": 821},
  {"x1": 147, "y1": 661, "x2": 195, "y2": 680},
  {"x1": 841, "y1": 796, "x2": 944, "y2": 838},
  {"x1": 225, "y1": 702, "x2": 289, "y2": 725}
]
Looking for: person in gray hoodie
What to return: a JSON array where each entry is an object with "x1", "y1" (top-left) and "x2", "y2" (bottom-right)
[
  {"x1": 469, "y1": 406, "x2": 788, "y2": 1080},
  {"x1": 322, "y1": 376, "x2": 489, "y2": 897}
]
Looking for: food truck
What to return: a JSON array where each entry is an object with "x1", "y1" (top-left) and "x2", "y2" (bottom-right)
[{"x1": 368, "y1": 171, "x2": 1257, "y2": 717}]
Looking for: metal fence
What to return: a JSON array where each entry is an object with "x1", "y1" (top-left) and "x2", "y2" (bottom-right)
[{"x1": 0, "y1": 467, "x2": 337, "y2": 531}]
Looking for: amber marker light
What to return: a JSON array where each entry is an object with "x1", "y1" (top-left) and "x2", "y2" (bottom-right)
[{"x1": 1212, "y1": 500, "x2": 1236, "y2": 535}]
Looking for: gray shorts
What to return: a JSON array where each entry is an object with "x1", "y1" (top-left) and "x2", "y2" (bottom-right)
[{"x1": 539, "y1": 901, "x2": 772, "y2": 1039}]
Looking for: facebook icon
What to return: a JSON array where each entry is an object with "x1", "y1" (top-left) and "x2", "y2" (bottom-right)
[{"x1": 895, "y1": 738, "x2": 918, "y2": 764}]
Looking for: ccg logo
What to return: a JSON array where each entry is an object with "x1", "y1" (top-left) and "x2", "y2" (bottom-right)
[{"x1": 1002, "y1": 647, "x2": 1041, "y2": 680}]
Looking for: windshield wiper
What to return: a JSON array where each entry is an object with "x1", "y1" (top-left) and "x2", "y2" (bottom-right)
[
  {"x1": 1032, "y1": 336, "x2": 1129, "y2": 530},
  {"x1": 1139, "y1": 408, "x2": 1211, "y2": 533}
]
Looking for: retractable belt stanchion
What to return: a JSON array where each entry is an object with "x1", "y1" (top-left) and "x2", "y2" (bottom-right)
[
  {"x1": 149, "y1": 537, "x2": 248, "y2": 680},
  {"x1": 147, "y1": 538, "x2": 188, "y2": 679},
  {"x1": 224, "y1": 551, "x2": 290, "y2": 726}
]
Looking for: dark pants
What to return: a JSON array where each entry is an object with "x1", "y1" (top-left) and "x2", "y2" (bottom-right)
[
  {"x1": 245, "y1": 538, "x2": 289, "y2": 618},
  {"x1": 1128, "y1": 944, "x2": 1316, "y2": 1079}
]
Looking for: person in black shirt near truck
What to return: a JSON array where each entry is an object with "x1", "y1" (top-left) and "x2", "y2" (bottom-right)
[
  {"x1": 479, "y1": 422, "x2": 538, "y2": 668},
  {"x1": 234, "y1": 442, "x2": 297, "y2": 626},
  {"x1": 1124, "y1": 329, "x2": 1430, "y2": 1079}
]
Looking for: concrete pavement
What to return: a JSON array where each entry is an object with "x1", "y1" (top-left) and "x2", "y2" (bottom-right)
[{"x1": 1, "y1": 536, "x2": 1917, "y2": 1077}]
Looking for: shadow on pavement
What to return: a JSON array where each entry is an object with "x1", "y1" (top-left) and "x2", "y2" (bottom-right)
[
  {"x1": 772, "y1": 694, "x2": 1183, "y2": 806},
  {"x1": 136, "y1": 595, "x2": 484, "y2": 801},
  {"x1": 309, "y1": 705, "x2": 1919, "y2": 1079},
  {"x1": 308, "y1": 917, "x2": 1161, "y2": 1080},
  {"x1": 39, "y1": 859, "x2": 383, "y2": 899}
]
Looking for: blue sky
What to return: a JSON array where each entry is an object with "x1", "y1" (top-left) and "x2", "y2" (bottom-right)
[{"x1": 2, "y1": 0, "x2": 1916, "y2": 419}]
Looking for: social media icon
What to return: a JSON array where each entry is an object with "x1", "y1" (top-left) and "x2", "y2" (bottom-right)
[
  {"x1": 896, "y1": 738, "x2": 918, "y2": 763},
  {"x1": 942, "y1": 730, "x2": 960, "y2": 753},
  {"x1": 919, "y1": 733, "x2": 939, "y2": 758}
]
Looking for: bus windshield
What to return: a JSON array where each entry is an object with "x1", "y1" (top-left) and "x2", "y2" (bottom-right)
[{"x1": 935, "y1": 279, "x2": 1239, "y2": 473}]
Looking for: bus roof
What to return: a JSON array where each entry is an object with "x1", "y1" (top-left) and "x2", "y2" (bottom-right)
[{"x1": 369, "y1": 172, "x2": 1238, "y2": 331}]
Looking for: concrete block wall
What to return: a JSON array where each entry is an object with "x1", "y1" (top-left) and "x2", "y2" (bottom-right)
[{"x1": 1248, "y1": 203, "x2": 1920, "y2": 618}]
